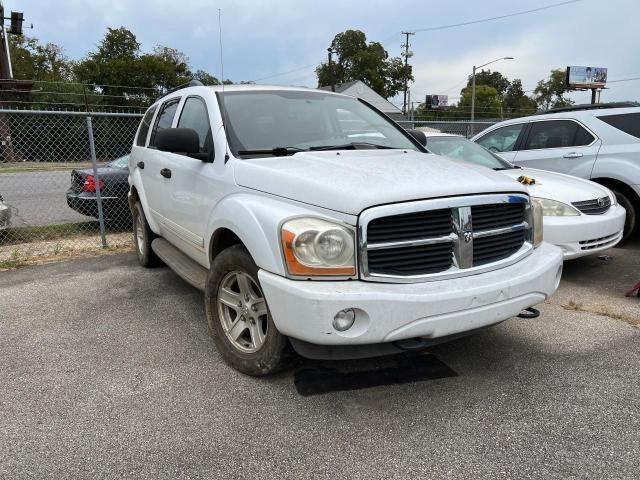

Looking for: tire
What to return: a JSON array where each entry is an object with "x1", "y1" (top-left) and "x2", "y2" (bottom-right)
[
  {"x1": 132, "y1": 201, "x2": 161, "y2": 267},
  {"x1": 204, "y1": 244, "x2": 293, "y2": 376},
  {"x1": 612, "y1": 189, "x2": 637, "y2": 242}
]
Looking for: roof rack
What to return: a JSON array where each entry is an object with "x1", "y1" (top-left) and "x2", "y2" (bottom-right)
[
  {"x1": 160, "y1": 79, "x2": 204, "y2": 99},
  {"x1": 538, "y1": 102, "x2": 640, "y2": 114}
]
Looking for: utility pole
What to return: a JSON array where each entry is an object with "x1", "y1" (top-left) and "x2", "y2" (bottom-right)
[
  {"x1": 401, "y1": 31, "x2": 414, "y2": 116},
  {"x1": 327, "y1": 48, "x2": 337, "y2": 92}
]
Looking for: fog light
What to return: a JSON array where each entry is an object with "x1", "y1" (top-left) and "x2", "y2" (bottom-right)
[{"x1": 333, "y1": 308, "x2": 356, "y2": 331}]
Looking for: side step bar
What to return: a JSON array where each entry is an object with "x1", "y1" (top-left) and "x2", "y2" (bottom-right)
[{"x1": 151, "y1": 238, "x2": 208, "y2": 291}]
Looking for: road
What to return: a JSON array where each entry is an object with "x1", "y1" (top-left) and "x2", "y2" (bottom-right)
[
  {"x1": 1, "y1": 246, "x2": 638, "y2": 479},
  {"x1": 0, "y1": 169, "x2": 97, "y2": 227}
]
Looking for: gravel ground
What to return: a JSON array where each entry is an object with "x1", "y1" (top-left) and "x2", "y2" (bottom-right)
[{"x1": 1, "y1": 249, "x2": 639, "y2": 479}]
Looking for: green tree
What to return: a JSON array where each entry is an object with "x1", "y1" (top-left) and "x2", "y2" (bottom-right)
[
  {"x1": 9, "y1": 35, "x2": 74, "y2": 81},
  {"x1": 503, "y1": 79, "x2": 538, "y2": 115},
  {"x1": 457, "y1": 85, "x2": 502, "y2": 119},
  {"x1": 316, "y1": 29, "x2": 412, "y2": 99},
  {"x1": 533, "y1": 69, "x2": 573, "y2": 110},
  {"x1": 467, "y1": 69, "x2": 510, "y2": 95},
  {"x1": 193, "y1": 69, "x2": 220, "y2": 85}
]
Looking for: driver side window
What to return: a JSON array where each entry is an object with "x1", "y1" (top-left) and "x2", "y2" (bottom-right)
[{"x1": 477, "y1": 124, "x2": 525, "y2": 152}]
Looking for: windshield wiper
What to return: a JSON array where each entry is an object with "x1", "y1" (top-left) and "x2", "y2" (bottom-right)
[
  {"x1": 493, "y1": 165, "x2": 521, "y2": 170},
  {"x1": 236, "y1": 147, "x2": 307, "y2": 157},
  {"x1": 309, "y1": 142, "x2": 393, "y2": 151}
]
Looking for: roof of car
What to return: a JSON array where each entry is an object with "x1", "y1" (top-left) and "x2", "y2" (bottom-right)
[{"x1": 418, "y1": 131, "x2": 462, "y2": 138}]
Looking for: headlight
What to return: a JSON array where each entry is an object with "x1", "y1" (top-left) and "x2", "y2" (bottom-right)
[
  {"x1": 531, "y1": 197, "x2": 580, "y2": 216},
  {"x1": 606, "y1": 188, "x2": 618, "y2": 206},
  {"x1": 531, "y1": 200, "x2": 544, "y2": 247},
  {"x1": 281, "y1": 217, "x2": 356, "y2": 277}
]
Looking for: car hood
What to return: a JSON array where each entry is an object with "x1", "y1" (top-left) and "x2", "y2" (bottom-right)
[
  {"x1": 233, "y1": 150, "x2": 527, "y2": 215},
  {"x1": 499, "y1": 167, "x2": 611, "y2": 203}
]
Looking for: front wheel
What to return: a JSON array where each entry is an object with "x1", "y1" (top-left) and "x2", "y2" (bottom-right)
[
  {"x1": 612, "y1": 189, "x2": 637, "y2": 242},
  {"x1": 204, "y1": 244, "x2": 292, "y2": 376},
  {"x1": 132, "y1": 201, "x2": 161, "y2": 267}
]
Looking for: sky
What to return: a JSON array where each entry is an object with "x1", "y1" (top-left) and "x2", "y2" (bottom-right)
[{"x1": 13, "y1": 0, "x2": 640, "y2": 107}]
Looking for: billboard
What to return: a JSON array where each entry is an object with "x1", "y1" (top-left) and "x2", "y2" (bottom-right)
[
  {"x1": 566, "y1": 66, "x2": 607, "y2": 88},
  {"x1": 425, "y1": 94, "x2": 448, "y2": 110}
]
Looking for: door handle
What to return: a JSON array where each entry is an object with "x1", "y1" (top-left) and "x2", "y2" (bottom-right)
[
  {"x1": 563, "y1": 152, "x2": 583, "y2": 159},
  {"x1": 137, "y1": 161, "x2": 144, "y2": 169},
  {"x1": 160, "y1": 168, "x2": 172, "y2": 179}
]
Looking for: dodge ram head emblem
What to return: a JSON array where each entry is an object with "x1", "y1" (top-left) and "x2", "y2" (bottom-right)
[{"x1": 463, "y1": 230, "x2": 473, "y2": 243}]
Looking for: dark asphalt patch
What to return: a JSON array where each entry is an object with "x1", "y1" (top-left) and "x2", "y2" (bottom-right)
[{"x1": 293, "y1": 354, "x2": 457, "y2": 396}]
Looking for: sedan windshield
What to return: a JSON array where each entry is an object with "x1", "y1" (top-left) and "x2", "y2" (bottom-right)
[
  {"x1": 425, "y1": 136, "x2": 515, "y2": 170},
  {"x1": 218, "y1": 90, "x2": 418, "y2": 157}
]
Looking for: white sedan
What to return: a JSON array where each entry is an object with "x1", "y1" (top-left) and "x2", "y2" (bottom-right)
[{"x1": 418, "y1": 132, "x2": 626, "y2": 259}]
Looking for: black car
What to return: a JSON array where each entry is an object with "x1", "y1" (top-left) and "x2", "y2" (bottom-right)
[{"x1": 66, "y1": 155, "x2": 130, "y2": 223}]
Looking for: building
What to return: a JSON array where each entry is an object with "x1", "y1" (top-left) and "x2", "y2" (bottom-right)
[{"x1": 319, "y1": 80, "x2": 404, "y2": 120}]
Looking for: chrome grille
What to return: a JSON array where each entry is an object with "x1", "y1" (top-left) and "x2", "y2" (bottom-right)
[
  {"x1": 359, "y1": 194, "x2": 533, "y2": 283},
  {"x1": 572, "y1": 196, "x2": 610, "y2": 215}
]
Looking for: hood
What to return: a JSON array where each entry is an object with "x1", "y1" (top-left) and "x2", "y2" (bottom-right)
[
  {"x1": 233, "y1": 150, "x2": 527, "y2": 215},
  {"x1": 499, "y1": 167, "x2": 611, "y2": 203}
]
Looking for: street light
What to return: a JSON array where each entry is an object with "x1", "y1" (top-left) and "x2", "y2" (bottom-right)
[{"x1": 470, "y1": 56, "x2": 514, "y2": 134}]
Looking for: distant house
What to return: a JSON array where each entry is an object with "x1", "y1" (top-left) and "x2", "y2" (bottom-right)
[{"x1": 319, "y1": 80, "x2": 404, "y2": 120}]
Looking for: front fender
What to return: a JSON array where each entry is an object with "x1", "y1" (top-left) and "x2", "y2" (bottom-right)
[
  {"x1": 128, "y1": 168, "x2": 160, "y2": 234},
  {"x1": 205, "y1": 193, "x2": 356, "y2": 276}
]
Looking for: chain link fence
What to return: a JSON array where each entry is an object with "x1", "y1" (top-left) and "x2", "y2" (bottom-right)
[
  {"x1": 397, "y1": 120, "x2": 497, "y2": 138},
  {"x1": 0, "y1": 110, "x2": 142, "y2": 267}
]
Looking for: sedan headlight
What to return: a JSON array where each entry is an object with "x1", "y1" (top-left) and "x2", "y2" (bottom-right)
[
  {"x1": 531, "y1": 197, "x2": 580, "y2": 216},
  {"x1": 605, "y1": 188, "x2": 618, "y2": 206},
  {"x1": 281, "y1": 217, "x2": 356, "y2": 277}
]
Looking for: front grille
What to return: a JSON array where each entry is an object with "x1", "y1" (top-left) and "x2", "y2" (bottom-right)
[
  {"x1": 473, "y1": 229, "x2": 526, "y2": 266},
  {"x1": 579, "y1": 232, "x2": 621, "y2": 251},
  {"x1": 367, "y1": 242, "x2": 454, "y2": 276},
  {"x1": 572, "y1": 196, "x2": 611, "y2": 215},
  {"x1": 361, "y1": 195, "x2": 532, "y2": 282},
  {"x1": 367, "y1": 208, "x2": 452, "y2": 243},
  {"x1": 471, "y1": 203, "x2": 525, "y2": 230}
]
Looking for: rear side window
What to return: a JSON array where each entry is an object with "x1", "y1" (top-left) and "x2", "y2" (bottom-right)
[
  {"x1": 177, "y1": 97, "x2": 212, "y2": 152},
  {"x1": 149, "y1": 98, "x2": 180, "y2": 147},
  {"x1": 597, "y1": 113, "x2": 640, "y2": 139},
  {"x1": 523, "y1": 120, "x2": 593, "y2": 150},
  {"x1": 136, "y1": 106, "x2": 157, "y2": 146},
  {"x1": 476, "y1": 123, "x2": 525, "y2": 152}
]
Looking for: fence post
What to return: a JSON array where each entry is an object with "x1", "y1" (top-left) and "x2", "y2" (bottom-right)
[{"x1": 86, "y1": 116, "x2": 107, "y2": 248}]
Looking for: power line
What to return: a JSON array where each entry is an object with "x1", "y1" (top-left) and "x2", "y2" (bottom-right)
[
  {"x1": 411, "y1": 0, "x2": 582, "y2": 33},
  {"x1": 608, "y1": 76, "x2": 640, "y2": 83},
  {"x1": 251, "y1": 63, "x2": 319, "y2": 82}
]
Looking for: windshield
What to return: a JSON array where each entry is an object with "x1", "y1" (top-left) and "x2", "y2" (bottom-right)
[
  {"x1": 425, "y1": 136, "x2": 514, "y2": 169},
  {"x1": 109, "y1": 155, "x2": 130, "y2": 169},
  {"x1": 218, "y1": 90, "x2": 418, "y2": 157}
]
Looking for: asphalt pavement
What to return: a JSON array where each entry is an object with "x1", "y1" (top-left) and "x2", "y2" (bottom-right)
[
  {"x1": 0, "y1": 169, "x2": 93, "y2": 227},
  {"x1": 1, "y1": 248, "x2": 639, "y2": 479}
]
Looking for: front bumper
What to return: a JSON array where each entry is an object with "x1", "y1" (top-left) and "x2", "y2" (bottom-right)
[
  {"x1": 543, "y1": 205, "x2": 626, "y2": 259},
  {"x1": 259, "y1": 242, "x2": 563, "y2": 347}
]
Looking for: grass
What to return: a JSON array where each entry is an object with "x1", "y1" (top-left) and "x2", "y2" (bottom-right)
[{"x1": 0, "y1": 222, "x2": 102, "y2": 246}]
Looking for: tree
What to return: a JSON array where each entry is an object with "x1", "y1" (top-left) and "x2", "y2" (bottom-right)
[
  {"x1": 9, "y1": 35, "x2": 74, "y2": 82},
  {"x1": 316, "y1": 30, "x2": 412, "y2": 99},
  {"x1": 193, "y1": 69, "x2": 220, "y2": 85},
  {"x1": 457, "y1": 85, "x2": 502, "y2": 119},
  {"x1": 503, "y1": 79, "x2": 538, "y2": 115},
  {"x1": 533, "y1": 69, "x2": 573, "y2": 110},
  {"x1": 467, "y1": 69, "x2": 510, "y2": 96}
]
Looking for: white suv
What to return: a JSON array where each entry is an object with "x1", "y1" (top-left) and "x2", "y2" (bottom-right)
[
  {"x1": 472, "y1": 104, "x2": 640, "y2": 240},
  {"x1": 128, "y1": 83, "x2": 562, "y2": 376}
]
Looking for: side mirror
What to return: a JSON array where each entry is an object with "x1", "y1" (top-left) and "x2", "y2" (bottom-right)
[
  {"x1": 407, "y1": 129, "x2": 427, "y2": 146},
  {"x1": 156, "y1": 128, "x2": 200, "y2": 155}
]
